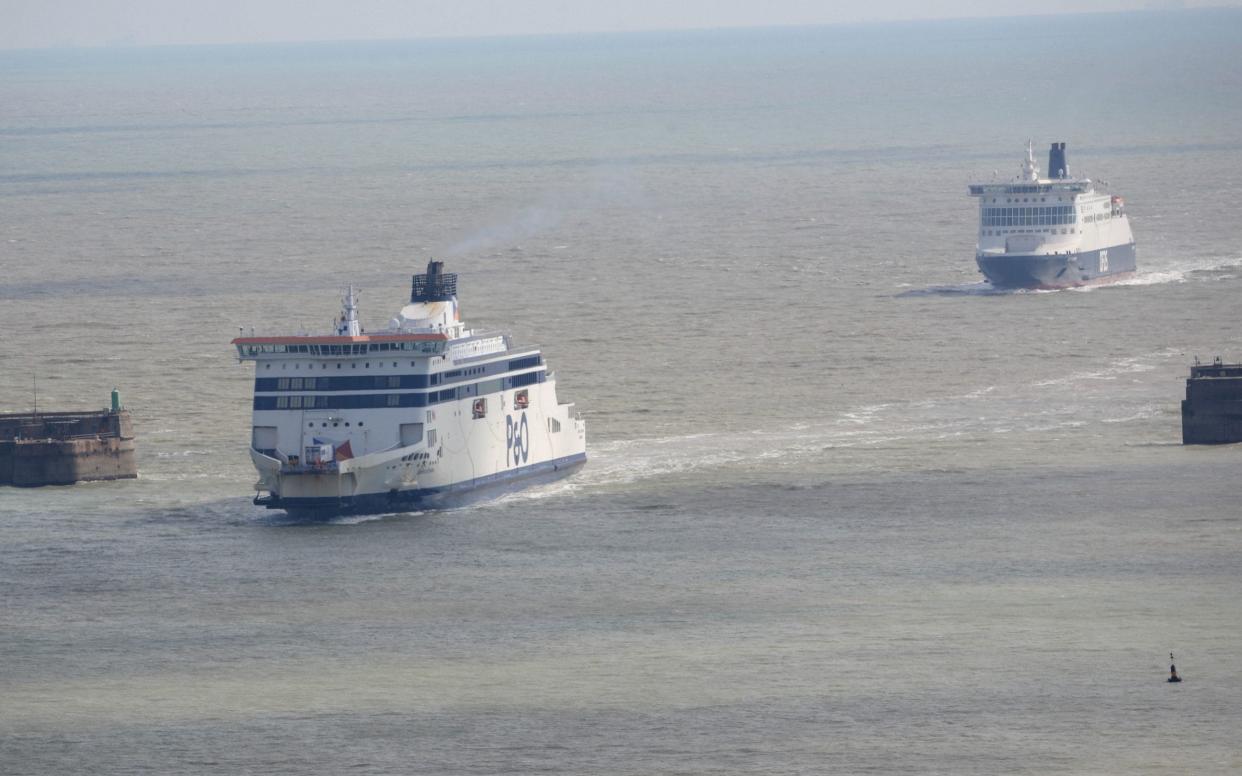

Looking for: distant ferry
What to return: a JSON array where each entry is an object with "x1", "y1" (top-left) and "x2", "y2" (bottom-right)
[
  {"x1": 232, "y1": 261, "x2": 586, "y2": 516},
  {"x1": 969, "y1": 142, "x2": 1136, "y2": 289}
]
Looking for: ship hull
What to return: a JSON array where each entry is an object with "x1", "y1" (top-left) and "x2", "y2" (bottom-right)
[
  {"x1": 249, "y1": 375, "x2": 588, "y2": 518},
  {"x1": 258, "y1": 452, "x2": 586, "y2": 517},
  {"x1": 977, "y1": 242, "x2": 1136, "y2": 290}
]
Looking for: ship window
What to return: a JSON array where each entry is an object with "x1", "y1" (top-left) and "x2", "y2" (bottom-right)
[
  {"x1": 387, "y1": 395, "x2": 400, "y2": 407},
  {"x1": 427, "y1": 429, "x2": 437, "y2": 448},
  {"x1": 276, "y1": 396, "x2": 289, "y2": 409},
  {"x1": 277, "y1": 378, "x2": 290, "y2": 390},
  {"x1": 548, "y1": 418, "x2": 561, "y2": 433},
  {"x1": 508, "y1": 355, "x2": 542, "y2": 371},
  {"x1": 289, "y1": 396, "x2": 302, "y2": 409},
  {"x1": 290, "y1": 378, "x2": 302, "y2": 390},
  {"x1": 400, "y1": 423, "x2": 423, "y2": 445}
]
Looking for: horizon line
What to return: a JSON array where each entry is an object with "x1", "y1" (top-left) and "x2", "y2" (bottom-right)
[{"x1": 1, "y1": 5, "x2": 1235, "y2": 54}]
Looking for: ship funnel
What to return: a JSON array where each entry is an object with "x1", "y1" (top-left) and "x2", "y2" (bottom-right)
[
  {"x1": 411, "y1": 259, "x2": 458, "y2": 302},
  {"x1": 1048, "y1": 142, "x2": 1068, "y2": 179}
]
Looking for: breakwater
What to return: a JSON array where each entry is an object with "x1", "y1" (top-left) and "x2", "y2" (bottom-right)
[
  {"x1": 0, "y1": 410, "x2": 137, "y2": 486},
  {"x1": 1181, "y1": 359, "x2": 1242, "y2": 444}
]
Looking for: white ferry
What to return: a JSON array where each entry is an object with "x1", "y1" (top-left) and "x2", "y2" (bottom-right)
[
  {"x1": 969, "y1": 142, "x2": 1136, "y2": 289},
  {"x1": 232, "y1": 261, "x2": 586, "y2": 516}
]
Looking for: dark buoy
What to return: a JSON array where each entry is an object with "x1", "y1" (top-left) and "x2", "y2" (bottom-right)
[{"x1": 1168, "y1": 652, "x2": 1182, "y2": 683}]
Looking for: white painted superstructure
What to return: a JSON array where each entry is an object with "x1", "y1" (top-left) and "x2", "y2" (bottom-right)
[{"x1": 232, "y1": 261, "x2": 586, "y2": 515}]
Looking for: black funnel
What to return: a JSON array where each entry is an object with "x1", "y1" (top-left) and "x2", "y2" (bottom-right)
[
  {"x1": 411, "y1": 260, "x2": 458, "y2": 302},
  {"x1": 1048, "y1": 142, "x2": 1068, "y2": 179}
]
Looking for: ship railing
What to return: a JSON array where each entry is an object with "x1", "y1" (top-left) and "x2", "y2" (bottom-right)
[{"x1": 281, "y1": 461, "x2": 341, "y2": 475}]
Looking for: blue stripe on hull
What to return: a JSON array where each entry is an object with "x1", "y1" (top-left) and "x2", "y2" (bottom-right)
[
  {"x1": 260, "y1": 452, "x2": 587, "y2": 517},
  {"x1": 976, "y1": 242, "x2": 1136, "y2": 289}
]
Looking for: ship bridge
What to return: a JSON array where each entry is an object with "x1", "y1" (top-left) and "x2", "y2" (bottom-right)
[{"x1": 232, "y1": 333, "x2": 449, "y2": 360}]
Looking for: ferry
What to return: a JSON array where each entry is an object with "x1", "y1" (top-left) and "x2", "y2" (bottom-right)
[
  {"x1": 232, "y1": 261, "x2": 586, "y2": 516},
  {"x1": 969, "y1": 142, "x2": 1136, "y2": 289}
]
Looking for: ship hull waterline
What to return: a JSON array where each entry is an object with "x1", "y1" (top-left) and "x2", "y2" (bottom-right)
[
  {"x1": 977, "y1": 242, "x2": 1137, "y2": 290},
  {"x1": 255, "y1": 452, "x2": 587, "y2": 518}
]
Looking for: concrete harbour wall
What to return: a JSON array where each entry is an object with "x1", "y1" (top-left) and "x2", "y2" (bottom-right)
[{"x1": 0, "y1": 410, "x2": 137, "y2": 487}]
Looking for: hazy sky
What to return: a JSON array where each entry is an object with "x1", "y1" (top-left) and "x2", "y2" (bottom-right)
[{"x1": 0, "y1": 0, "x2": 1230, "y2": 49}]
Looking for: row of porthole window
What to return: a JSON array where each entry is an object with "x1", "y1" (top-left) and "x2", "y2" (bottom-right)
[
  {"x1": 278, "y1": 395, "x2": 403, "y2": 409},
  {"x1": 308, "y1": 421, "x2": 363, "y2": 428},
  {"x1": 266, "y1": 361, "x2": 419, "y2": 371},
  {"x1": 990, "y1": 196, "x2": 1065, "y2": 204},
  {"x1": 981, "y1": 228, "x2": 1076, "y2": 236}
]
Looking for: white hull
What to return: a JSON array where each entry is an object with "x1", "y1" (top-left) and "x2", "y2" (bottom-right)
[{"x1": 250, "y1": 377, "x2": 586, "y2": 513}]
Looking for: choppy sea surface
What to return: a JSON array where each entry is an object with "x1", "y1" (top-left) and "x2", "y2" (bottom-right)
[{"x1": 3, "y1": 10, "x2": 1241, "y2": 774}]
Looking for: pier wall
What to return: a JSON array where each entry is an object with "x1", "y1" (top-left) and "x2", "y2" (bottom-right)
[
  {"x1": 0, "y1": 410, "x2": 137, "y2": 487},
  {"x1": 1181, "y1": 363, "x2": 1242, "y2": 445}
]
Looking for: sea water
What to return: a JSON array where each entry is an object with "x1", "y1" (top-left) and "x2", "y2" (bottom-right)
[{"x1": 2, "y1": 10, "x2": 1241, "y2": 773}]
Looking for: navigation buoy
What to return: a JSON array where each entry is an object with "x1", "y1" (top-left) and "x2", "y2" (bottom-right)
[{"x1": 1168, "y1": 652, "x2": 1182, "y2": 683}]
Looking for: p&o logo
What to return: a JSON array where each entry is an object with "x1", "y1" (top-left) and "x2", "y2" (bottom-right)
[{"x1": 506, "y1": 412, "x2": 529, "y2": 467}]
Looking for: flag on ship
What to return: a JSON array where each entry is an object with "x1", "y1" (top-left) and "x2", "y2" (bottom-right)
[{"x1": 312, "y1": 436, "x2": 354, "y2": 462}]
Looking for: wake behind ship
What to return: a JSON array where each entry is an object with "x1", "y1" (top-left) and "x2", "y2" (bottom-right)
[
  {"x1": 969, "y1": 142, "x2": 1136, "y2": 289},
  {"x1": 232, "y1": 261, "x2": 586, "y2": 517}
]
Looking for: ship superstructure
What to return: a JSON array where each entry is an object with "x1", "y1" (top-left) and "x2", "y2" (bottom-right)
[
  {"x1": 969, "y1": 142, "x2": 1136, "y2": 289},
  {"x1": 232, "y1": 261, "x2": 586, "y2": 516}
]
